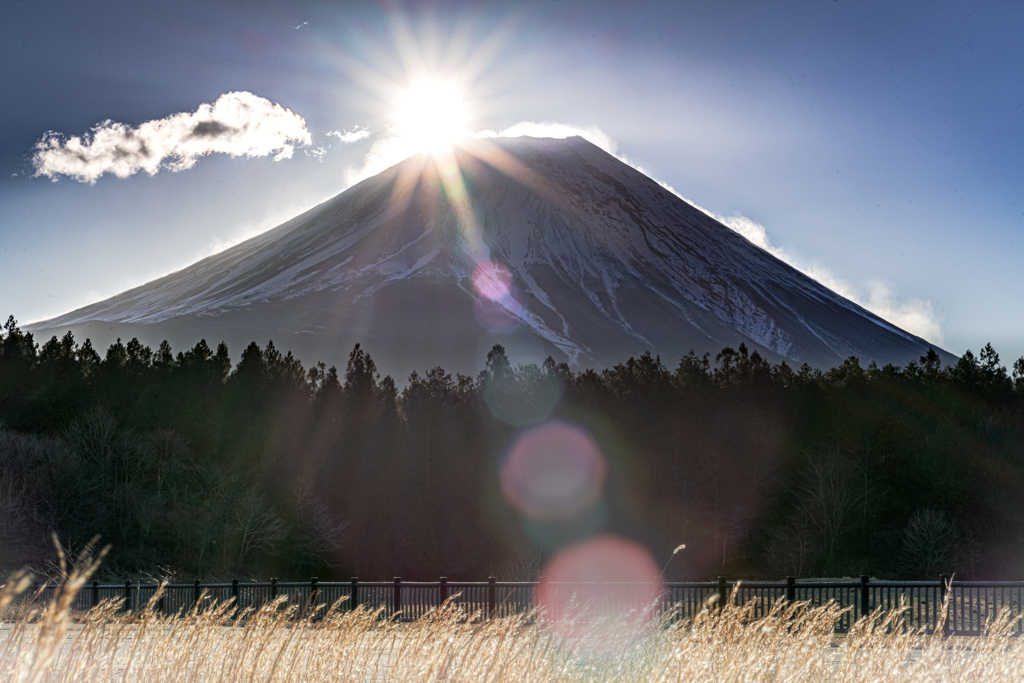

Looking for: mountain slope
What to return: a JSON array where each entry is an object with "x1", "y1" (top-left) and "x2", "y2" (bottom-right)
[{"x1": 32, "y1": 136, "x2": 954, "y2": 378}]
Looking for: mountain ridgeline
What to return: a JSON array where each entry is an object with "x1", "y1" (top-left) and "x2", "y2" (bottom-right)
[
  {"x1": 2, "y1": 316, "x2": 1023, "y2": 582},
  {"x1": 29, "y1": 136, "x2": 953, "y2": 379}
]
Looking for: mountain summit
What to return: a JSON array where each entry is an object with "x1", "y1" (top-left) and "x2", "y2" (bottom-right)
[{"x1": 33, "y1": 136, "x2": 952, "y2": 376}]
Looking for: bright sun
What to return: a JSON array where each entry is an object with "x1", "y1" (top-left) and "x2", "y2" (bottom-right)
[{"x1": 394, "y1": 81, "x2": 470, "y2": 154}]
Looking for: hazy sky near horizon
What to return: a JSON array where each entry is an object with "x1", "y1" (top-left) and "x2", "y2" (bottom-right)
[{"x1": 2, "y1": 0, "x2": 1022, "y2": 360}]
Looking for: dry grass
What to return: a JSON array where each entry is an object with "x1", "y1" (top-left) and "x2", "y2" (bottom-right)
[{"x1": 2, "y1": 567, "x2": 1023, "y2": 682}]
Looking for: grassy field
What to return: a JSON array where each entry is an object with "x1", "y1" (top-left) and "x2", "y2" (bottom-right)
[{"x1": 2, "y1": 564, "x2": 1024, "y2": 681}]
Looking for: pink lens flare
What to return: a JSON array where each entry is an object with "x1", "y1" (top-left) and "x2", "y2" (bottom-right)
[
  {"x1": 500, "y1": 420, "x2": 607, "y2": 521},
  {"x1": 472, "y1": 261, "x2": 512, "y2": 301},
  {"x1": 474, "y1": 295, "x2": 521, "y2": 333},
  {"x1": 537, "y1": 535, "x2": 663, "y2": 653}
]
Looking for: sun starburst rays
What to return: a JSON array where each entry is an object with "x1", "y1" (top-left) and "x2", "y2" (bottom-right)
[
  {"x1": 331, "y1": 10, "x2": 573, "y2": 337},
  {"x1": 394, "y1": 81, "x2": 470, "y2": 154}
]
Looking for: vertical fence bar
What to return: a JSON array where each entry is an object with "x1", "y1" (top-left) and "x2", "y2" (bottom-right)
[
  {"x1": 718, "y1": 576, "x2": 727, "y2": 611},
  {"x1": 860, "y1": 575, "x2": 870, "y2": 620},
  {"x1": 394, "y1": 578, "x2": 402, "y2": 619},
  {"x1": 939, "y1": 575, "x2": 949, "y2": 636},
  {"x1": 350, "y1": 578, "x2": 359, "y2": 611},
  {"x1": 786, "y1": 576, "x2": 795, "y2": 603},
  {"x1": 488, "y1": 577, "x2": 497, "y2": 619},
  {"x1": 439, "y1": 577, "x2": 448, "y2": 607},
  {"x1": 123, "y1": 581, "x2": 131, "y2": 613},
  {"x1": 92, "y1": 580, "x2": 99, "y2": 609},
  {"x1": 310, "y1": 577, "x2": 318, "y2": 616},
  {"x1": 193, "y1": 580, "x2": 201, "y2": 613}
]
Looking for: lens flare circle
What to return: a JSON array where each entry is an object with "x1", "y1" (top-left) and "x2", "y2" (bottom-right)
[
  {"x1": 501, "y1": 420, "x2": 607, "y2": 521},
  {"x1": 537, "y1": 534, "x2": 663, "y2": 653},
  {"x1": 474, "y1": 297, "x2": 520, "y2": 334},
  {"x1": 472, "y1": 261, "x2": 512, "y2": 300},
  {"x1": 473, "y1": 261, "x2": 528, "y2": 333}
]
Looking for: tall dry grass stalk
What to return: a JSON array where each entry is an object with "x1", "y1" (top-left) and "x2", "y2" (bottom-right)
[{"x1": 1, "y1": 573, "x2": 1023, "y2": 681}]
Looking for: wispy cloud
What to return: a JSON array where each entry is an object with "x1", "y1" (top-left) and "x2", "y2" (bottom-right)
[
  {"x1": 475, "y1": 121, "x2": 619, "y2": 156},
  {"x1": 802, "y1": 266, "x2": 944, "y2": 344},
  {"x1": 680, "y1": 197, "x2": 943, "y2": 342},
  {"x1": 32, "y1": 91, "x2": 311, "y2": 183},
  {"x1": 304, "y1": 145, "x2": 328, "y2": 162},
  {"x1": 344, "y1": 120, "x2": 621, "y2": 186},
  {"x1": 668, "y1": 194, "x2": 789, "y2": 260},
  {"x1": 326, "y1": 127, "x2": 372, "y2": 144}
]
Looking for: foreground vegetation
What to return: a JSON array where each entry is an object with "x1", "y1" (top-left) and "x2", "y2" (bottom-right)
[
  {"x1": 3, "y1": 561, "x2": 1024, "y2": 683},
  {"x1": 2, "y1": 315, "x2": 1024, "y2": 581}
]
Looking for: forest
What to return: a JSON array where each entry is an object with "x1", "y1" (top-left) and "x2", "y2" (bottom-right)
[{"x1": 1, "y1": 314, "x2": 1023, "y2": 583}]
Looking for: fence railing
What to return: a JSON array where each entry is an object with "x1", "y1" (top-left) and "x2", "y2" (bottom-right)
[{"x1": 9, "y1": 576, "x2": 1024, "y2": 636}]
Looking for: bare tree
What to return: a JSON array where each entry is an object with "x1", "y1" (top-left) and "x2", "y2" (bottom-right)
[
  {"x1": 292, "y1": 479, "x2": 349, "y2": 564},
  {"x1": 233, "y1": 489, "x2": 287, "y2": 573},
  {"x1": 897, "y1": 508, "x2": 963, "y2": 577},
  {"x1": 0, "y1": 428, "x2": 63, "y2": 573},
  {"x1": 765, "y1": 517, "x2": 814, "y2": 577},
  {"x1": 494, "y1": 540, "x2": 544, "y2": 581},
  {"x1": 788, "y1": 455, "x2": 864, "y2": 565}
]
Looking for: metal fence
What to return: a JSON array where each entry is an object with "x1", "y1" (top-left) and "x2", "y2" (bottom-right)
[{"x1": 10, "y1": 576, "x2": 1024, "y2": 636}]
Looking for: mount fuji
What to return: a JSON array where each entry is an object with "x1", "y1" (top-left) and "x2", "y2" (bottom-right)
[{"x1": 31, "y1": 136, "x2": 954, "y2": 378}]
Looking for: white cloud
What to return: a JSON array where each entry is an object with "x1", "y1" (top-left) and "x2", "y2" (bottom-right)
[
  {"x1": 305, "y1": 145, "x2": 328, "y2": 162},
  {"x1": 803, "y1": 266, "x2": 944, "y2": 344},
  {"x1": 344, "y1": 134, "x2": 411, "y2": 185},
  {"x1": 32, "y1": 91, "x2": 311, "y2": 183},
  {"x1": 326, "y1": 126, "x2": 372, "y2": 144}
]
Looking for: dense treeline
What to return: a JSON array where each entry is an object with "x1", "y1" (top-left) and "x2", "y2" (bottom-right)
[{"x1": 2, "y1": 314, "x2": 1024, "y2": 582}]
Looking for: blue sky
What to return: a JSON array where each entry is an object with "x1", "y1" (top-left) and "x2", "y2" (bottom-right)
[{"x1": 2, "y1": 0, "x2": 1022, "y2": 360}]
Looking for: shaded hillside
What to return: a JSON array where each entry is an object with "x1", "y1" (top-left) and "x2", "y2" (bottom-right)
[{"x1": 2, "y1": 316, "x2": 1022, "y2": 581}]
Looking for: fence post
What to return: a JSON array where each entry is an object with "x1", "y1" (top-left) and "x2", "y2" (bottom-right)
[
  {"x1": 860, "y1": 575, "x2": 870, "y2": 620},
  {"x1": 718, "y1": 576, "x2": 727, "y2": 611},
  {"x1": 939, "y1": 574, "x2": 949, "y2": 637},
  {"x1": 270, "y1": 578, "x2": 278, "y2": 604},
  {"x1": 393, "y1": 577, "x2": 402, "y2": 619},
  {"x1": 439, "y1": 577, "x2": 448, "y2": 607},
  {"x1": 786, "y1": 576, "x2": 795, "y2": 603},
  {"x1": 488, "y1": 577, "x2": 497, "y2": 619},
  {"x1": 158, "y1": 587, "x2": 165, "y2": 615},
  {"x1": 92, "y1": 580, "x2": 99, "y2": 609},
  {"x1": 310, "y1": 577, "x2": 318, "y2": 617},
  {"x1": 350, "y1": 577, "x2": 359, "y2": 611},
  {"x1": 124, "y1": 581, "x2": 131, "y2": 613}
]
